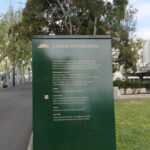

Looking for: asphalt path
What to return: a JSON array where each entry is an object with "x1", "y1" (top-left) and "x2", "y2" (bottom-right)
[{"x1": 0, "y1": 83, "x2": 32, "y2": 150}]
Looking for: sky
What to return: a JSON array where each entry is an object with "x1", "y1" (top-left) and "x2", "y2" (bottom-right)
[
  {"x1": 0, "y1": 0, "x2": 150, "y2": 40},
  {"x1": 130, "y1": 0, "x2": 150, "y2": 40},
  {"x1": 0, "y1": 0, "x2": 26, "y2": 13}
]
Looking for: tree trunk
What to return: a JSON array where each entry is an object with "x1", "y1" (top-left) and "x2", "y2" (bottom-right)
[
  {"x1": 20, "y1": 64, "x2": 24, "y2": 83},
  {"x1": 3, "y1": 60, "x2": 8, "y2": 88},
  {"x1": 125, "y1": 68, "x2": 128, "y2": 81},
  {"x1": 93, "y1": 16, "x2": 98, "y2": 35},
  {"x1": 69, "y1": 18, "x2": 73, "y2": 35},
  {"x1": 4, "y1": 60, "x2": 8, "y2": 86},
  {"x1": 12, "y1": 66, "x2": 15, "y2": 87},
  {"x1": 124, "y1": 68, "x2": 128, "y2": 95}
]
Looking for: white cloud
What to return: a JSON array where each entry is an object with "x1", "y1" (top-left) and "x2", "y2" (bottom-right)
[
  {"x1": 129, "y1": 1, "x2": 150, "y2": 40},
  {"x1": 130, "y1": 0, "x2": 141, "y2": 4},
  {"x1": 136, "y1": 27, "x2": 150, "y2": 40},
  {"x1": 136, "y1": 3, "x2": 150, "y2": 21}
]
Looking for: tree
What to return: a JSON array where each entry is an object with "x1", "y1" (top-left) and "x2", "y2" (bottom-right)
[
  {"x1": 13, "y1": 0, "x2": 89, "y2": 36},
  {"x1": 13, "y1": 0, "x2": 142, "y2": 80},
  {"x1": 0, "y1": 12, "x2": 13, "y2": 62},
  {"x1": 0, "y1": 10, "x2": 32, "y2": 85},
  {"x1": 117, "y1": 5, "x2": 143, "y2": 80},
  {"x1": 14, "y1": 0, "x2": 130, "y2": 38}
]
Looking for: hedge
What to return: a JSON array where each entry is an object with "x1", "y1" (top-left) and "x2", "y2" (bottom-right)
[{"x1": 113, "y1": 80, "x2": 145, "y2": 89}]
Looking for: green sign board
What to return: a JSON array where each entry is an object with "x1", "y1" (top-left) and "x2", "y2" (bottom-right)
[{"x1": 32, "y1": 36, "x2": 116, "y2": 150}]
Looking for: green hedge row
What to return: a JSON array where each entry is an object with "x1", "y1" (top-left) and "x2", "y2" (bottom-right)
[
  {"x1": 143, "y1": 82, "x2": 150, "y2": 89},
  {"x1": 113, "y1": 80, "x2": 145, "y2": 89}
]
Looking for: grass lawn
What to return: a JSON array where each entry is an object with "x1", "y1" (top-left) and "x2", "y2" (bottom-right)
[{"x1": 115, "y1": 99, "x2": 150, "y2": 150}]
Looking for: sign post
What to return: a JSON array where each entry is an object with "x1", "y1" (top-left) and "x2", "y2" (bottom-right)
[{"x1": 32, "y1": 36, "x2": 116, "y2": 150}]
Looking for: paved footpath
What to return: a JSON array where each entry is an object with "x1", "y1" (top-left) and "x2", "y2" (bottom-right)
[
  {"x1": 115, "y1": 93, "x2": 150, "y2": 100},
  {"x1": 0, "y1": 83, "x2": 32, "y2": 150}
]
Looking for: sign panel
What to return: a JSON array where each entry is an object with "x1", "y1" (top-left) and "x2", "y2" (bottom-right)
[{"x1": 32, "y1": 36, "x2": 116, "y2": 150}]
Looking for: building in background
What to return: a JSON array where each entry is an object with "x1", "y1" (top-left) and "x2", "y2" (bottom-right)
[
  {"x1": 132, "y1": 40, "x2": 150, "y2": 80},
  {"x1": 143, "y1": 40, "x2": 150, "y2": 66},
  {"x1": 137, "y1": 40, "x2": 150, "y2": 77},
  {"x1": 113, "y1": 40, "x2": 150, "y2": 81}
]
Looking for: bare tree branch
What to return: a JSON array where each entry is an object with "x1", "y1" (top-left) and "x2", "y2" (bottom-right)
[
  {"x1": 46, "y1": 0, "x2": 88, "y2": 35},
  {"x1": 75, "y1": 14, "x2": 88, "y2": 34},
  {"x1": 56, "y1": 0, "x2": 74, "y2": 34}
]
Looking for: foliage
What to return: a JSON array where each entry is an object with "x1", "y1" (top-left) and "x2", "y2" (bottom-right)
[
  {"x1": 0, "y1": 10, "x2": 31, "y2": 65},
  {"x1": 0, "y1": 10, "x2": 32, "y2": 85},
  {"x1": 0, "y1": 64, "x2": 4, "y2": 72},
  {"x1": 117, "y1": 6, "x2": 144, "y2": 78},
  {"x1": 14, "y1": 0, "x2": 130, "y2": 37},
  {"x1": 115, "y1": 100, "x2": 150, "y2": 150},
  {"x1": 0, "y1": 12, "x2": 12, "y2": 62},
  {"x1": 143, "y1": 82, "x2": 150, "y2": 89}
]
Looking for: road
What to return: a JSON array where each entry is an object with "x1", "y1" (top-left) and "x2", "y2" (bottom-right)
[{"x1": 0, "y1": 83, "x2": 32, "y2": 150}]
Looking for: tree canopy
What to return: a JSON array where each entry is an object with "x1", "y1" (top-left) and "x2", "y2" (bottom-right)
[
  {"x1": 14, "y1": 0, "x2": 129, "y2": 38},
  {"x1": 0, "y1": 10, "x2": 31, "y2": 64},
  {"x1": 0, "y1": 10, "x2": 31, "y2": 85}
]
